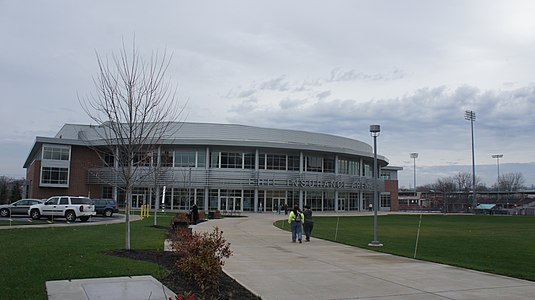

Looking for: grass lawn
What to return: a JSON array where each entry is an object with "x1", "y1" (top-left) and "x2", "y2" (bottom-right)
[
  {"x1": 275, "y1": 214, "x2": 535, "y2": 281},
  {"x1": 0, "y1": 213, "x2": 175, "y2": 300}
]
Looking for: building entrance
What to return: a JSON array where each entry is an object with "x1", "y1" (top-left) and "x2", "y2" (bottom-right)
[
  {"x1": 221, "y1": 196, "x2": 241, "y2": 212},
  {"x1": 338, "y1": 198, "x2": 346, "y2": 211},
  {"x1": 270, "y1": 197, "x2": 286, "y2": 212},
  {"x1": 132, "y1": 194, "x2": 145, "y2": 208}
]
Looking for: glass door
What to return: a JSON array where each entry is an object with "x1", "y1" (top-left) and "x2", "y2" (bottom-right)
[
  {"x1": 338, "y1": 198, "x2": 346, "y2": 211},
  {"x1": 271, "y1": 198, "x2": 286, "y2": 212}
]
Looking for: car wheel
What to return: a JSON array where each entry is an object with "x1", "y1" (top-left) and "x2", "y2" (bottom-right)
[
  {"x1": 30, "y1": 209, "x2": 41, "y2": 220},
  {"x1": 79, "y1": 216, "x2": 90, "y2": 222},
  {"x1": 104, "y1": 209, "x2": 113, "y2": 217},
  {"x1": 0, "y1": 208, "x2": 9, "y2": 217},
  {"x1": 65, "y1": 211, "x2": 76, "y2": 222}
]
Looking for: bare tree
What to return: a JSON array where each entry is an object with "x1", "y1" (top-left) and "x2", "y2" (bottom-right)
[
  {"x1": 498, "y1": 172, "x2": 525, "y2": 191},
  {"x1": 81, "y1": 41, "x2": 185, "y2": 249}
]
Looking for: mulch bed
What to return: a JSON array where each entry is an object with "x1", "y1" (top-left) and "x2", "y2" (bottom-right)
[{"x1": 107, "y1": 249, "x2": 259, "y2": 300}]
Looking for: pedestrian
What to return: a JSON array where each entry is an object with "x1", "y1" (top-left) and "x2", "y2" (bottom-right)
[
  {"x1": 288, "y1": 205, "x2": 305, "y2": 243},
  {"x1": 191, "y1": 203, "x2": 199, "y2": 225},
  {"x1": 303, "y1": 205, "x2": 314, "y2": 242},
  {"x1": 368, "y1": 203, "x2": 373, "y2": 211},
  {"x1": 277, "y1": 204, "x2": 281, "y2": 214},
  {"x1": 259, "y1": 202, "x2": 263, "y2": 213},
  {"x1": 283, "y1": 203, "x2": 288, "y2": 215}
]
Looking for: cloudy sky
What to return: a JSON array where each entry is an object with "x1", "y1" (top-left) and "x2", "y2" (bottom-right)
[{"x1": 1, "y1": 0, "x2": 534, "y2": 188}]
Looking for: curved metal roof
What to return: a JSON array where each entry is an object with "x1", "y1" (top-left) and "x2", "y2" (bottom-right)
[{"x1": 24, "y1": 122, "x2": 388, "y2": 167}]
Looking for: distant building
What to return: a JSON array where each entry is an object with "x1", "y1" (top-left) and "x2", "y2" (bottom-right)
[{"x1": 23, "y1": 122, "x2": 401, "y2": 212}]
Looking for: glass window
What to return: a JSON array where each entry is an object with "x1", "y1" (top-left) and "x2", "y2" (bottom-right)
[
  {"x1": 220, "y1": 152, "x2": 242, "y2": 168},
  {"x1": 175, "y1": 151, "x2": 196, "y2": 167},
  {"x1": 259, "y1": 153, "x2": 266, "y2": 169},
  {"x1": 45, "y1": 198, "x2": 59, "y2": 205},
  {"x1": 267, "y1": 154, "x2": 286, "y2": 170},
  {"x1": 324, "y1": 157, "x2": 335, "y2": 173},
  {"x1": 306, "y1": 156, "x2": 322, "y2": 172},
  {"x1": 306, "y1": 191, "x2": 323, "y2": 210},
  {"x1": 59, "y1": 197, "x2": 69, "y2": 205},
  {"x1": 197, "y1": 151, "x2": 206, "y2": 168},
  {"x1": 133, "y1": 152, "x2": 151, "y2": 167},
  {"x1": 43, "y1": 146, "x2": 70, "y2": 161},
  {"x1": 102, "y1": 186, "x2": 113, "y2": 199},
  {"x1": 380, "y1": 193, "x2": 391, "y2": 208},
  {"x1": 338, "y1": 158, "x2": 359, "y2": 175},
  {"x1": 41, "y1": 167, "x2": 68, "y2": 185},
  {"x1": 210, "y1": 152, "x2": 219, "y2": 168},
  {"x1": 160, "y1": 151, "x2": 174, "y2": 167},
  {"x1": 244, "y1": 153, "x2": 255, "y2": 169},
  {"x1": 288, "y1": 155, "x2": 300, "y2": 171},
  {"x1": 103, "y1": 152, "x2": 115, "y2": 167}
]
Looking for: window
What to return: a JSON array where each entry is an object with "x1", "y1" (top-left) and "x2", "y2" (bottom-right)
[
  {"x1": 306, "y1": 156, "x2": 322, "y2": 172},
  {"x1": 259, "y1": 153, "x2": 266, "y2": 169},
  {"x1": 210, "y1": 152, "x2": 220, "y2": 168},
  {"x1": 338, "y1": 159, "x2": 359, "y2": 175},
  {"x1": 175, "y1": 151, "x2": 196, "y2": 167},
  {"x1": 102, "y1": 186, "x2": 113, "y2": 199},
  {"x1": 220, "y1": 152, "x2": 242, "y2": 168},
  {"x1": 43, "y1": 146, "x2": 70, "y2": 161},
  {"x1": 59, "y1": 197, "x2": 69, "y2": 205},
  {"x1": 380, "y1": 193, "x2": 391, "y2": 208},
  {"x1": 244, "y1": 153, "x2": 255, "y2": 169},
  {"x1": 41, "y1": 167, "x2": 68, "y2": 185},
  {"x1": 267, "y1": 154, "x2": 286, "y2": 170},
  {"x1": 133, "y1": 152, "x2": 151, "y2": 167},
  {"x1": 103, "y1": 152, "x2": 115, "y2": 167},
  {"x1": 197, "y1": 151, "x2": 206, "y2": 168},
  {"x1": 45, "y1": 198, "x2": 59, "y2": 205},
  {"x1": 160, "y1": 151, "x2": 174, "y2": 167},
  {"x1": 324, "y1": 157, "x2": 335, "y2": 173},
  {"x1": 288, "y1": 155, "x2": 300, "y2": 171}
]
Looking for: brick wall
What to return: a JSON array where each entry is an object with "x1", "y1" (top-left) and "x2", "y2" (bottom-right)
[{"x1": 385, "y1": 180, "x2": 400, "y2": 211}]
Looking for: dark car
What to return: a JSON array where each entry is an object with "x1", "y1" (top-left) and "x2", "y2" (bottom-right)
[
  {"x1": 0, "y1": 199, "x2": 44, "y2": 217},
  {"x1": 91, "y1": 199, "x2": 119, "y2": 217}
]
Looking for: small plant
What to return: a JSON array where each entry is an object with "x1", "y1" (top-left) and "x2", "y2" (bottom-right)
[
  {"x1": 169, "y1": 291, "x2": 201, "y2": 300},
  {"x1": 171, "y1": 226, "x2": 233, "y2": 293}
]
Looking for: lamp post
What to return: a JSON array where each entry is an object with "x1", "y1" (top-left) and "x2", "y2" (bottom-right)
[
  {"x1": 492, "y1": 154, "x2": 503, "y2": 202},
  {"x1": 410, "y1": 153, "x2": 418, "y2": 196},
  {"x1": 464, "y1": 110, "x2": 477, "y2": 211},
  {"x1": 368, "y1": 124, "x2": 383, "y2": 247}
]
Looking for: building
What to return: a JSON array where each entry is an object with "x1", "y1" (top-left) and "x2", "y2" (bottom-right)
[{"x1": 23, "y1": 122, "x2": 400, "y2": 212}]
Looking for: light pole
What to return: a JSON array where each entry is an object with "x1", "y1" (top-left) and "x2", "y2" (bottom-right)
[
  {"x1": 368, "y1": 124, "x2": 383, "y2": 247},
  {"x1": 464, "y1": 110, "x2": 477, "y2": 211},
  {"x1": 410, "y1": 153, "x2": 418, "y2": 196},
  {"x1": 492, "y1": 154, "x2": 503, "y2": 202}
]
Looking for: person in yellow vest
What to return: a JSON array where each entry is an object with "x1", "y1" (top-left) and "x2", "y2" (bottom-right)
[{"x1": 288, "y1": 205, "x2": 305, "y2": 243}]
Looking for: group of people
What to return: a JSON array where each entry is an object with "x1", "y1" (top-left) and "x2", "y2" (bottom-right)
[{"x1": 287, "y1": 205, "x2": 314, "y2": 243}]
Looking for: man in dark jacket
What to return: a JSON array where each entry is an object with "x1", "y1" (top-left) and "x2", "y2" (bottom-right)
[{"x1": 303, "y1": 205, "x2": 314, "y2": 242}]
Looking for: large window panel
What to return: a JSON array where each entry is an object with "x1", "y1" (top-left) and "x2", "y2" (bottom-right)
[
  {"x1": 324, "y1": 157, "x2": 335, "y2": 173},
  {"x1": 267, "y1": 154, "x2": 286, "y2": 170},
  {"x1": 41, "y1": 167, "x2": 68, "y2": 185},
  {"x1": 43, "y1": 146, "x2": 70, "y2": 161},
  {"x1": 220, "y1": 152, "x2": 242, "y2": 168},
  {"x1": 288, "y1": 155, "x2": 300, "y2": 171},
  {"x1": 175, "y1": 151, "x2": 196, "y2": 167},
  {"x1": 306, "y1": 156, "x2": 322, "y2": 172}
]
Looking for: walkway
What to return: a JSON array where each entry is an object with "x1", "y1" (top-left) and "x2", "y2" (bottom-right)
[{"x1": 194, "y1": 212, "x2": 535, "y2": 300}]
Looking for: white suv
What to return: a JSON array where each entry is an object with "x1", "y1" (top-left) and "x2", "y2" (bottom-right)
[{"x1": 29, "y1": 196, "x2": 96, "y2": 222}]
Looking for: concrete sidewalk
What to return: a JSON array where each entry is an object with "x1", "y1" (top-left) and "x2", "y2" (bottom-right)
[{"x1": 194, "y1": 212, "x2": 535, "y2": 300}]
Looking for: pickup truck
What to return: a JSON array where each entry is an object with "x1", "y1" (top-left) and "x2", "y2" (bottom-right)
[{"x1": 28, "y1": 196, "x2": 96, "y2": 222}]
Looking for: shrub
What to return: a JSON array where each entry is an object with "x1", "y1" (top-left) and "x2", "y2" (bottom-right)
[{"x1": 171, "y1": 226, "x2": 233, "y2": 293}]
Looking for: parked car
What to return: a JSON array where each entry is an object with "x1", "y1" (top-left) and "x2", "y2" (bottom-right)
[
  {"x1": 0, "y1": 199, "x2": 44, "y2": 217},
  {"x1": 28, "y1": 196, "x2": 96, "y2": 222},
  {"x1": 91, "y1": 199, "x2": 119, "y2": 217}
]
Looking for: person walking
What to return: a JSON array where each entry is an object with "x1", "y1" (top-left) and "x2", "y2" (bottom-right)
[
  {"x1": 288, "y1": 205, "x2": 305, "y2": 243},
  {"x1": 303, "y1": 205, "x2": 314, "y2": 242},
  {"x1": 191, "y1": 203, "x2": 199, "y2": 225}
]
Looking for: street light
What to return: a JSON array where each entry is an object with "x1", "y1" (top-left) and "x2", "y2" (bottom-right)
[
  {"x1": 464, "y1": 110, "x2": 477, "y2": 211},
  {"x1": 492, "y1": 154, "x2": 503, "y2": 202},
  {"x1": 368, "y1": 124, "x2": 383, "y2": 247},
  {"x1": 410, "y1": 153, "x2": 418, "y2": 196}
]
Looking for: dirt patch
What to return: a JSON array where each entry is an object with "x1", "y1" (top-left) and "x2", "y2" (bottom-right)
[{"x1": 107, "y1": 249, "x2": 259, "y2": 300}]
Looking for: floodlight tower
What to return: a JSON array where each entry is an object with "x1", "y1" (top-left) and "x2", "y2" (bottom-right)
[
  {"x1": 410, "y1": 153, "x2": 418, "y2": 196},
  {"x1": 464, "y1": 110, "x2": 477, "y2": 210},
  {"x1": 492, "y1": 154, "x2": 503, "y2": 201},
  {"x1": 368, "y1": 124, "x2": 383, "y2": 247}
]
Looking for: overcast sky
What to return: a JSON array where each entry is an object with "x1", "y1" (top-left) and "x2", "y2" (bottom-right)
[{"x1": 1, "y1": 0, "x2": 534, "y2": 188}]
